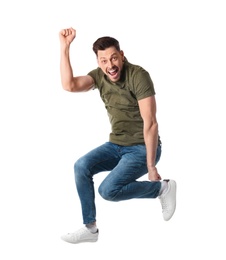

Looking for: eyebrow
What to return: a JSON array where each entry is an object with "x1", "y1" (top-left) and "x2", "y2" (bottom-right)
[{"x1": 99, "y1": 53, "x2": 118, "y2": 60}]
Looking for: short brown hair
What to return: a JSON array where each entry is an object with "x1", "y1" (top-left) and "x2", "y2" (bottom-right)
[{"x1": 92, "y1": 36, "x2": 120, "y2": 56}]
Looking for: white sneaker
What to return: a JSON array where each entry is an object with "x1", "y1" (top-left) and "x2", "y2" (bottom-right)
[
  {"x1": 61, "y1": 227, "x2": 99, "y2": 244},
  {"x1": 159, "y1": 180, "x2": 176, "y2": 221}
]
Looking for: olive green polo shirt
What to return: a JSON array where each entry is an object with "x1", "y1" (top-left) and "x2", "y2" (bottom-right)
[{"x1": 88, "y1": 58, "x2": 155, "y2": 146}]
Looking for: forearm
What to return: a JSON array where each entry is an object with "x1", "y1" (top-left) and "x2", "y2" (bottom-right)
[
  {"x1": 144, "y1": 122, "x2": 158, "y2": 170},
  {"x1": 60, "y1": 45, "x2": 75, "y2": 91}
]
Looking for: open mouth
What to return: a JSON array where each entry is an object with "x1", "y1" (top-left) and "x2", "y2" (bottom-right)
[{"x1": 108, "y1": 66, "x2": 119, "y2": 78}]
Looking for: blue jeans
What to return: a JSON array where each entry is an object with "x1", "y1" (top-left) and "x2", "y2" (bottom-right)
[{"x1": 74, "y1": 142, "x2": 162, "y2": 224}]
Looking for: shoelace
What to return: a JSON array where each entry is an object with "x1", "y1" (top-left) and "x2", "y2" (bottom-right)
[
  {"x1": 160, "y1": 198, "x2": 169, "y2": 212},
  {"x1": 76, "y1": 227, "x2": 88, "y2": 236},
  {"x1": 67, "y1": 227, "x2": 87, "y2": 239}
]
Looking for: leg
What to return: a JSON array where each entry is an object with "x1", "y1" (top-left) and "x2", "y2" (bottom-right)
[
  {"x1": 98, "y1": 144, "x2": 162, "y2": 201},
  {"x1": 74, "y1": 142, "x2": 120, "y2": 224}
]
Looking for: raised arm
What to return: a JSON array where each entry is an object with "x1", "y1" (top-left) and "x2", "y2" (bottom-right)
[
  {"x1": 59, "y1": 28, "x2": 94, "y2": 92},
  {"x1": 138, "y1": 95, "x2": 162, "y2": 181}
]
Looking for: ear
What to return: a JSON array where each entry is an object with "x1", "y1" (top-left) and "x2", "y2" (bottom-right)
[
  {"x1": 120, "y1": 50, "x2": 125, "y2": 61},
  {"x1": 96, "y1": 57, "x2": 100, "y2": 68}
]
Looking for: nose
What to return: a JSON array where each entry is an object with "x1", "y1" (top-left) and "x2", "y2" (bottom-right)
[{"x1": 107, "y1": 59, "x2": 113, "y2": 68}]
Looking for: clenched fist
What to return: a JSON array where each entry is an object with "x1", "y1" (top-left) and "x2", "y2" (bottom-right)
[{"x1": 59, "y1": 27, "x2": 76, "y2": 47}]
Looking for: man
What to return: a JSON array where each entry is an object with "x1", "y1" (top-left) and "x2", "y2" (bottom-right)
[{"x1": 59, "y1": 27, "x2": 176, "y2": 244}]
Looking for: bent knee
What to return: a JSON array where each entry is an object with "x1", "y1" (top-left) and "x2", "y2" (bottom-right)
[
  {"x1": 74, "y1": 158, "x2": 90, "y2": 180},
  {"x1": 98, "y1": 185, "x2": 118, "y2": 201},
  {"x1": 74, "y1": 157, "x2": 88, "y2": 172}
]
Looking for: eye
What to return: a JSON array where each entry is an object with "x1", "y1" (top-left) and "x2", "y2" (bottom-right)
[{"x1": 101, "y1": 60, "x2": 107, "y2": 64}]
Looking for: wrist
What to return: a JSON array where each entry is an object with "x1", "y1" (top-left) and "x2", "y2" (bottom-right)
[
  {"x1": 60, "y1": 43, "x2": 70, "y2": 52},
  {"x1": 148, "y1": 165, "x2": 156, "y2": 171}
]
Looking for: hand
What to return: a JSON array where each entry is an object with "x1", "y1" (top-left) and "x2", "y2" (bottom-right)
[
  {"x1": 59, "y1": 27, "x2": 76, "y2": 47},
  {"x1": 148, "y1": 166, "x2": 162, "y2": 181}
]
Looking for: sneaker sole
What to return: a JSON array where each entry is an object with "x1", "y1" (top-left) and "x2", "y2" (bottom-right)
[{"x1": 61, "y1": 238, "x2": 98, "y2": 244}]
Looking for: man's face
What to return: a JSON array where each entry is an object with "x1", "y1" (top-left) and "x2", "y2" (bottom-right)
[{"x1": 97, "y1": 47, "x2": 124, "y2": 82}]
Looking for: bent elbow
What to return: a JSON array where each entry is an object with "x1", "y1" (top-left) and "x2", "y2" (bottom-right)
[
  {"x1": 145, "y1": 120, "x2": 158, "y2": 131},
  {"x1": 61, "y1": 82, "x2": 75, "y2": 92},
  {"x1": 144, "y1": 122, "x2": 158, "y2": 139},
  {"x1": 63, "y1": 86, "x2": 73, "y2": 92}
]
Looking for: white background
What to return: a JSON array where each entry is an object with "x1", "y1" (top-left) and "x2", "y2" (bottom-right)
[{"x1": 0, "y1": 0, "x2": 225, "y2": 259}]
